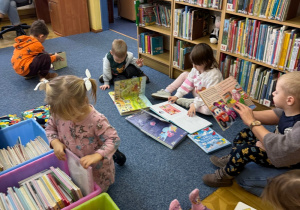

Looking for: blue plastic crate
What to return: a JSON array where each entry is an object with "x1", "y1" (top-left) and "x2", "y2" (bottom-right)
[{"x1": 0, "y1": 118, "x2": 53, "y2": 175}]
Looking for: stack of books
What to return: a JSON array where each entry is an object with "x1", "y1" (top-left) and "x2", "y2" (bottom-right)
[
  {"x1": 139, "y1": 32, "x2": 164, "y2": 55},
  {"x1": 0, "y1": 166, "x2": 83, "y2": 209},
  {"x1": 173, "y1": 40, "x2": 194, "y2": 70},
  {"x1": 175, "y1": 0, "x2": 223, "y2": 10},
  {"x1": 0, "y1": 136, "x2": 50, "y2": 172}
]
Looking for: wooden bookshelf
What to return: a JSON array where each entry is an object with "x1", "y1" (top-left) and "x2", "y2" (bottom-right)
[{"x1": 137, "y1": 0, "x2": 300, "y2": 108}]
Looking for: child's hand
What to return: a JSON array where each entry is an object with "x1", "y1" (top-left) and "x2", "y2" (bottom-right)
[
  {"x1": 233, "y1": 102, "x2": 255, "y2": 126},
  {"x1": 54, "y1": 53, "x2": 64, "y2": 61},
  {"x1": 168, "y1": 96, "x2": 178, "y2": 103},
  {"x1": 187, "y1": 103, "x2": 196, "y2": 117},
  {"x1": 136, "y1": 58, "x2": 144, "y2": 67},
  {"x1": 256, "y1": 141, "x2": 266, "y2": 151},
  {"x1": 80, "y1": 153, "x2": 103, "y2": 169},
  {"x1": 51, "y1": 139, "x2": 66, "y2": 161},
  {"x1": 100, "y1": 84, "x2": 110, "y2": 90}
]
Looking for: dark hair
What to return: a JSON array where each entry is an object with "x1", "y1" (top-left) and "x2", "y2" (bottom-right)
[
  {"x1": 189, "y1": 43, "x2": 218, "y2": 70},
  {"x1": 30, "y1": 20, "x2": 49, "y2": 37}
]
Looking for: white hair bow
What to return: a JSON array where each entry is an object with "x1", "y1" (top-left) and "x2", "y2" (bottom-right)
[
  {"x1": 34, "y1": 79, "x2": 49, "y2": 91},
  {"x1": 83, "y1": 69, "x2": 92, "y2": 91}
]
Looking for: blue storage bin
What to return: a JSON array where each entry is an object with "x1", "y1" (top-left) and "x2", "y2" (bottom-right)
[{"x1": 0, "y1": 118, "x2": 53, "y2": 175}]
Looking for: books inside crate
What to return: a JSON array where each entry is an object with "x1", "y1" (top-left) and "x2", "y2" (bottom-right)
[
  {"x1": 0, "y1": 136, "x2": 50, "y2": 172},
  {"x1": 226, "y1": 0, "x2": 300, "y2": 22},
  {"x1": 0, "y1": 152, "x2": 101, "y2": 210},
  {"x1": 221, "y1": 16, "x2": 300, "y2": 72},
  {"x1": 0, "y1": 119, "x2": 52, "y2": 175}
]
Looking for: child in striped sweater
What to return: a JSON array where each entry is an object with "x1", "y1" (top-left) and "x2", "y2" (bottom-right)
[{"x1": 152, "y1": 43, "x2": 223, "y2": 116}]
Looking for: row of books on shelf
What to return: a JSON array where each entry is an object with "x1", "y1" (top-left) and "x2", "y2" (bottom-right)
[
  {"x1": 0, "y1": 166, "x2": 83, "y2": 210},
  {"x1": 135, "y1": 2, "x2": 171, "y2": 27},
  {"x1": 173, "y1": 7, "x2": 209, "y2": 40},
  {"x1": 175, "y1": 0, "x2": 223, "y2": 10},
  {"x1": 220, "y1": 54, "x2": 282, "y2": 107},
  {"x1": 173, "y1": 40, "x2": 194, "y2": 69},
  {"x1": 139, "y1": 32, "x2": 164, "y2": 55},
  {"x1": 221, "y1": 17, "x2": 300, "y2": 72},
  {"x1": 226, "y1": 0, "x2": 299, "y2": 22},
  {"x1": 0, "y1": 136, "x2": 50, "y2": 172}
]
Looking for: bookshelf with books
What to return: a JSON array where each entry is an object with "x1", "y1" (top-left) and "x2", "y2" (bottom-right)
[
  {"x1": 218, "y1": 0, "x2": 300, "y2": 106},
  {"x1": 171, "y1": 1, "x2": 223, "y2": 78},
  {"x1": 137, "y1": 0, "x2": 173, "y2": 76}
]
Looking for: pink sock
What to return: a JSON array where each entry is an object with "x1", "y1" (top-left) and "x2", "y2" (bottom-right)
[
  {"x1": 169, "y1": 199, "x2": 182, "y2": 210},
  {"x1": 189, "y1": 188, "x2": 208, "y2": 210}
]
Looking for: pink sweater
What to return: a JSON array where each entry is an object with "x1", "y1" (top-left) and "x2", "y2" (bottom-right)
[{"x1": 45, "y1": 106, "x2": 120, "y2": 192}]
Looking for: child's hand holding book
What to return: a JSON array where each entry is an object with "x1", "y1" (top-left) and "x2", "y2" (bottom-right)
[
  {"x1": 80, "y1": 153, "x2": 103, "y2": 169},
  {"x1": 51, "y1": 139, "x2": 66, "y2": 161}
]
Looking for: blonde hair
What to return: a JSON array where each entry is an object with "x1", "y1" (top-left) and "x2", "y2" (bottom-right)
[
  {"x1": 262, "y1": 169, "x2": 300, "y2": 210},
  {"x1": 279, "y1": 71, "x2": 300, "y2": 103},
  {"x1": 41, "y1": 75, "x2": 97, "y2": 121},
  {"x1": 111, "y1": 39, "x2": 127, "y2": 58}
]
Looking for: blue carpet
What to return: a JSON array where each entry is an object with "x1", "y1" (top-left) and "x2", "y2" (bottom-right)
[{"x1": 0, "y1": 30, "x2": 275, "y2": 209}]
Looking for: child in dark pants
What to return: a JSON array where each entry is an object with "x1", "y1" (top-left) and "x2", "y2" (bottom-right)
[
  {"x1": 99, "y1": 39, "x2": 149, "y2": 90},
  {"x1": 203, "y1": 71, "x2": 300, "y2": 188},
  {"x1": 11, "y1": 20, "x2": 63, "y2": 80}
]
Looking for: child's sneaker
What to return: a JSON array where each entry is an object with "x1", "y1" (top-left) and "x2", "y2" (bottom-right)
[
  {"x1": 210, "y1": 154, "x2": 231, "y2": 168},
  {"x1": 113, "y1": 149, "x2": 126, "y2": 166},
  {"x1": 99, "y1": 75, "x2": 104, "y2": 83},
  {"x1": 176, "y1": 98, "x2": 194, "y2": 108},
  {"x1": 40, "y1": 72, "x2": 58, "y2": 80},
  {"x1": 151, "y1": 89, "x2": 171, "y2": 100},
  {"x1": 202, "y1": 168, "x2": 234, "y2": 187}
]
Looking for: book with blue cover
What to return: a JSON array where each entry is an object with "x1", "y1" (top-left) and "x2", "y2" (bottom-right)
[
  {"x1": 125, "y1": 110, "x2": 187, "y2": 149},
  {"x1": 188, "y1": 127, "x2": 231, "y2": 153}
]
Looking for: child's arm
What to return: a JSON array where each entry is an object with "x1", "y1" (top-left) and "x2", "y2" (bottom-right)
[
  {"x1": 253, "y1": 110, "x2": 280, "y2": 125},
  {"x1": 102, "y1": 55, "x2": 113, "y2": 86},
  {"x1": 233, "y1": 102, "x2": 271, "y2": 143},
  {"x1": 45, "y1": 116, "x2": 66, "y2": 160},
  {"x1": 80, "y1": 153, "x2": 103, "y2": 169}
]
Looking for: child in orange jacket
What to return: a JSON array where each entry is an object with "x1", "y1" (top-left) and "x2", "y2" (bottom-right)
[{"x1": 11, "y1": 20, "x2": 63, "y2": 80}]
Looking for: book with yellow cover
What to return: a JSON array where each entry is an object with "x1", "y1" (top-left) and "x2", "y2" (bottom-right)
[
  {"x1": 42, "y1": 174, "x2": 65, "y2": 209},
  {"x1": 278, "y1": 31, "x2": 291, "y2": 70}
]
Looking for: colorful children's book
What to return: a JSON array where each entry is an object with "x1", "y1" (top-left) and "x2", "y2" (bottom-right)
[
  {"x1": 188, "y1": 127, "x2": 231, "y2": 153},
  {"x1": 126, "y1": 110, "x2": 187, "y2": 149},
  {"x1": 234, "y1": 201, "x2": 256, "y2": 210},
  {"x1": 198, "y1": 76, "x2": 256, "y2": 131},
  {"x1": 52, "y1": 52, "x2": 67, "y2": 70},
  {"x1": 109, "y1": 77, "x2": 152, "y2": 116},
  {"x1": 150, "y1": 101, "x2": 212, "y2": 134}
]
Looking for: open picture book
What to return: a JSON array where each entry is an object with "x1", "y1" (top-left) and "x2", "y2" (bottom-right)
[
  {"x1": 188, "y1": 127, "x2": 231, "y2": 154},
  {"x1": 199, "y1": 76, "x2": 256, "y2": 131},
  {"x1": 109, "y1": 77, "x2": 152, "y2": 116},
  {"x1": 126, "y1": 110, "x2": 187, "y2": 149},
  {"x1": 150, "y1": 101, "x2": 212, "y2": 134}
]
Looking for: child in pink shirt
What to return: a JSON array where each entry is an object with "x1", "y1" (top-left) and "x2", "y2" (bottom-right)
[{"x1": 37, "y1": 71, "x2": 121, "y2": 192}]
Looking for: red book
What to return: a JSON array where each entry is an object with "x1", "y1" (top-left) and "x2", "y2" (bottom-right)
[{"x1": 47, "y1": 173, "x2": 70, "y2": 207}]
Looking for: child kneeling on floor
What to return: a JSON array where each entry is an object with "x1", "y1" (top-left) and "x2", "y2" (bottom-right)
[
  {"x1": 36, "y1": 71, "x2": 121, "y2": 192},
  {"x1": 151, "y1": 43, "x2": 223, "y2": 116},
  {"x1": 99, "y1": 39, "x2": 149, "y2": 90},
  {"x1": 203, "y1": 71, "x2": 300, "y2": 188},
  {"x1": 11, "y1": 20, "x2": 63, "y2": 80}
]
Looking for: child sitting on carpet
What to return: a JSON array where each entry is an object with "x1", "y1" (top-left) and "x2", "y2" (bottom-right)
[
  {"x1": 203, "y1": 71, "x2": 300, "y2": 188},
  {"x1": 11, "y1": 20, "x2": 63, "y2": 80},
  {"x1": 151, "y1": 43, "x2": 223, "y2": 116},
  {"x1": 36, "y1": 71, "x2": 122, "y2": 192},
  {"x1": 99, "y1": 39, "x2": 149, "y2": 90},
  {"x1": 262, "y1": 169, "x2": 300, "y2": 210}
]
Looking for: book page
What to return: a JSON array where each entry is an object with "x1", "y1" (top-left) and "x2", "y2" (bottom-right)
[
  {"x1": 199, "y1": 76, "x2": 256, "y2": 131},
  {"x1": 150, "y1": 102, "x2": 212, "y2": 134},
  {"x1": 52, "y1": 52, "x2": 67, "y2": 70}
]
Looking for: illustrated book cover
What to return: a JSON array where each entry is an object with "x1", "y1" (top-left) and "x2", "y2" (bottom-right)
[
  {"x1": 199, "y1": 76, "x2": 256, "y2": 131},
  {"x1": 188, "y1": 127, "x2": 231, "y2": 154},
  {"x1": 109, "y1": 76, "x2": 152, "y2": 116},
  {"x1": 52, "y1": 52, "x2": 67, "y2": 70},
  {"x1": 126, "y1": 110, "x2": 187, "y2": 149},
  {"x1": 150, "y1": 101, "x2": 212, "y2": 134}
]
